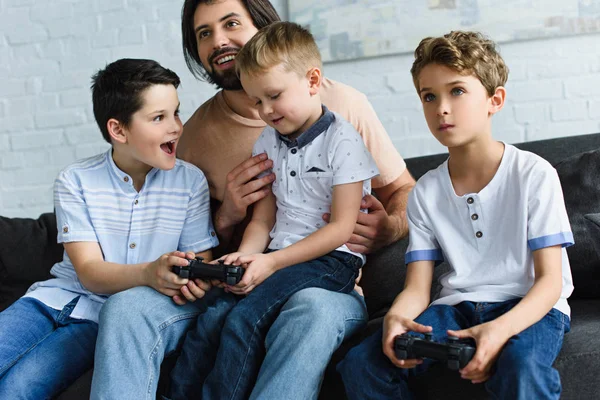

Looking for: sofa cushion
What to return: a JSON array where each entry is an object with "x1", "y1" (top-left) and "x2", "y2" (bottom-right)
[
  {"x1": 554, "y1": 149, "x2": 600, "y2": 298},
  {"x1": 0, "y1": 213, "x2": 63, "y2": 311},
  {"x1": 584, "y1": 213, "x2": 600, "y2": 259}
]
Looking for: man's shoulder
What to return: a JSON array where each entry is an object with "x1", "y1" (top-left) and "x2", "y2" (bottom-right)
[
  {"x1": 320, "y1": 78, "x2": 369, "y2": 114},
  {"x1": 185, "y1": 93, "x2": 222, "y2": 128}
]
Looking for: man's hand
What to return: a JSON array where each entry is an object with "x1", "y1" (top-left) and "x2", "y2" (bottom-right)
[
  {"x1": 226, "y1": 253, "x2": 277, "y2": 295},
  {"x1": 215, "y1": 153, "x2": 275, "y2": 233},
  {"x1": 382, "y1": 312, "x2": 432, "y2": 368},
  {"x1": 172, "y1": 251, "x2": 212, "y2": 305},
  {"x1": 448, "y1": 321, "x2": 511, "y2": 384},
  {"x1": 323, "y1": 194, "x2": 400, "y2": 254},
  {"x1": 145, "y1": 251, "x2": 191, "y2": 297}
]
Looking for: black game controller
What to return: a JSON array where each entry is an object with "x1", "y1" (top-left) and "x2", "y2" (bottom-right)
[
  {"x1": 394, "y1": 333, "x2": 476, "y2": 370},
  {"x1": 172, "y1": 257, "x2": 244, "y2": 285}
]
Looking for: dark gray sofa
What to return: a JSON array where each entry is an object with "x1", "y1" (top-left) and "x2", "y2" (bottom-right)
[{"x1": 1, "y1": 132, "x2": 599, "y2": 399}]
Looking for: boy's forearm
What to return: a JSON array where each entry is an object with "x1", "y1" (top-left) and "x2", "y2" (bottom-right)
[
  {"x1": 77, "y1": 261, "x2": 151, "y2": 295},
  {"x1": 388, "y1": 287, "x2": 430, "y2": 322},
  {"x1": 491, "y1": 274, "x2": 562, "y2": 338},
  {"x1": 270, "y1": 220, "x2": 354, "y2": 271},
  {"x1": 238, "y1": 219, "x2": 272, "y2": 254}
]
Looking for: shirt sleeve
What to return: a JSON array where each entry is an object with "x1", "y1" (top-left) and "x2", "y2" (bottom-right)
[
  {"x1": 251, "y1": 128, "x2": 275, "y2": 179},
  {"x1": 54, "y1": 169, "x2": 98, "y2": 244},
  {"x1": 178, "y1": 167, "x2": 220, "y2": 253},
  {"x1": 330, "y1": 123, "x2": 379, "y2": 186},
  {"x1": 405, "y1": 183, "x2": 444, "y2": 265},
  {"x1": 527, "y1": 162, "x2": 574, "y2": 250}
]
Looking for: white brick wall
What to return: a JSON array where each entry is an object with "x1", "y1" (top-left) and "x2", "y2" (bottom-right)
[{"x1": 1, "y1": 0, "x2": 599, "y2": 217}]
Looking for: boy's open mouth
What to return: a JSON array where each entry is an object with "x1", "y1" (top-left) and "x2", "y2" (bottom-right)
[{"x1": 160, "y1": 140, "x2": 176, "y2": 155}]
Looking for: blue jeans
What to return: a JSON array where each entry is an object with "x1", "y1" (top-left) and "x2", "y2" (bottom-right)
[
  {"x1": 338, "y1": 299, "x2": 570, "y2": 400},
  {"x1": 0, "y1": 296, "x2": 98, "y2": 399},
  {"x1": 169, "y1": 250, "x2": 362, "y2": 400},
  {"x1": 91, "y1": 280, "x2": 367, "y2": 399}
]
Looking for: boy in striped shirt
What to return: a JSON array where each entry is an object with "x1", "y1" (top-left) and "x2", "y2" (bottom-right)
[{"x1": 0, "y1": 58, "x2": 218, "y2": 399}]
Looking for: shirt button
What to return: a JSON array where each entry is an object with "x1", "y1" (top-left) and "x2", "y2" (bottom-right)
[
  {"x1": 129, "y1": 243, "x2": 136, "y2": 249},
  {"x1": 467, "y1": 197, "x2": 474, "y2": 204},
  {"x1": 475, "y1": 231, "x2": 483, "y2": 238},
  {"x1": 290, "y1": 171, "x2": 296, "y2": 177},
  {"x1": 471, "y1": 214, "x2": 478, "y2": 220},
  {"x1": 134, "y1": 199, "x2": 139, "y2": 205},
  {"x1": 124, "y1": 176, "x2": 129, "y2": 183},
  {"x1": 291, "y1": 148, "x2": 297, "y2": 154},
  {"x1": 63, "y1": 227, "x2": 69, "y2": 233},
  {"x1": 210, "y1": 231, "x2": 216, "y2": 237}
]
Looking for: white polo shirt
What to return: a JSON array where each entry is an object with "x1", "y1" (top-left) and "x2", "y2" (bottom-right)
[
  {"x1": 406, "y1": 143, "x2": 574, "y2": 316},
  {"x1": 252, "y1": 107, "x2": 379, "y2": 265},
  {"x1": 24, "y1": 150, "x2": 219, "y2": 323}
]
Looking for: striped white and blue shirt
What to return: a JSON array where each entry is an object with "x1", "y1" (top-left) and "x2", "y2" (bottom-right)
[{"x1": 24, "y1": 149, "x2": 219, "y2": 323}]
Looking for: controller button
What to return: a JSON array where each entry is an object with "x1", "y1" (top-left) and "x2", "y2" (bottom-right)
[{"x1": 448, "y1": 360, "x2": 460, "y2": 370}]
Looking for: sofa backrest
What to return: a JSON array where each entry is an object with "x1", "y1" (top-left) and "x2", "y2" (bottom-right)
[
  {"x1": 0, "y1": 213, "x2": 63, "y2": 311},
  {"x1": 361, "y1": 132, "x2": 600, "y2": 316}
]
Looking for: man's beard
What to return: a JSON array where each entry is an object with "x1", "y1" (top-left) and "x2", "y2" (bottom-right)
[
  {"x1": 206, "y1": 47, "x2": 244, "y2": 91},
  {"x1": 208, "y1": 67, "x2": 244, "y2": 91}
]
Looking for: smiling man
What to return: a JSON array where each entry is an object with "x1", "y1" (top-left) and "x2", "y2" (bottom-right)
[{"x1": 89, "y1": 1, "x2": 415, "y2": 399}]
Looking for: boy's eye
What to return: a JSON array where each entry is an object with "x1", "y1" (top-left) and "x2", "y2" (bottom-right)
[
  {"x1": 153, "y1": 115, "x2": 163, "y2": 122},
  {"x1": 255, "y1": 99, "x2": 262, "y2": 106},
  {"x1": 451, "y1": 88, "x2": 465, "y2": 96},
  {"x1": 270, "y1": 93, "x2": 280, "y2": 100},
  {"x1": 423, "y1": 93, "x2": 435, "y2": 103}
]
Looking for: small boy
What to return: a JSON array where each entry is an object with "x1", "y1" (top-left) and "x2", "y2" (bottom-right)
[
  {"x1": 337, "y1": 31, "x2": 574, "y2": 400},
  {"x1": 0, "y1": 59, "x2": 218, "y2": 398},
  {"x1": 168, "y1": 22, "x2": 379, "y2": 399}
]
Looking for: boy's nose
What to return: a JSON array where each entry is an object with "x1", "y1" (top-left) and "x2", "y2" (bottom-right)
[
  {"x1": 171, "y1": 118, "x2": 183, "y2": 134},
  {"x1": 436, "y1": 100, "x2": 450, "y2": 116}
]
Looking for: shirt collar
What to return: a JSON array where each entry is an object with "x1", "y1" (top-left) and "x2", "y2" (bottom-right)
[
  {"x1": 106, "y1": 149, "x2": 159, "y2": 191},
  {"x1": 277, "y1": 105, "x2": 334, "y2": 149}
]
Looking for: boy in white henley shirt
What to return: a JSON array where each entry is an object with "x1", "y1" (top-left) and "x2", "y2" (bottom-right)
[{"x1": 338, "y1": 31, "x2": 574, "y2": 400}]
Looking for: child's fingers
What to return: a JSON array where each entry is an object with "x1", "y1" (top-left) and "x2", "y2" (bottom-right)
[
  {"x1": 172, "y1": 295, "x2": 187, "y2": 306},
  {"x1": 447, "y1": 328, "x2": 472, "y2": 339},
  {"x1": 407, "y1": 321, "x2": 433, "y2": 334}
]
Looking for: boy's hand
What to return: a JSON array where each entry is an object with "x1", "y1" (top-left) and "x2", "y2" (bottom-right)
[
  {"x1": 146, "y1": 251, "x2": 191, "y2": 297},
  {"x1": 448, "y1": 320, "x2": 511, "y2": 383},
  {"x1": 219, "y1": 252, "x2": 247, "y2": 266},
  {"x1": 208, "y1": 252, "x2": 247, "y2": 289},
  {"x1": 383, "y1": 312, "x2": 432, "y2": 368},
  {"x1": 172, "y1": 251, "x2": 213, "y2": 305},
  {"x1": 226, "y1": 253, "x2": 277, "y2": 295}
]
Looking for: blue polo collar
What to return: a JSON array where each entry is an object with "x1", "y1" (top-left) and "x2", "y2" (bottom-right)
[{"x1": 277, "y1": 105, "x2": 334, "y2": 149}]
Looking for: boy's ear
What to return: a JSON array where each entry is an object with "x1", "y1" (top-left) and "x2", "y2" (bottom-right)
[
  {"x1": 107, "y1": 118, "x2": 127, "y2": 144},
  {"x1": 306, "y1": 67, "x2": 322, "y2": 96},
  {"x1": 488, "y1": 86, "x2": 506, "y2": 115}
]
